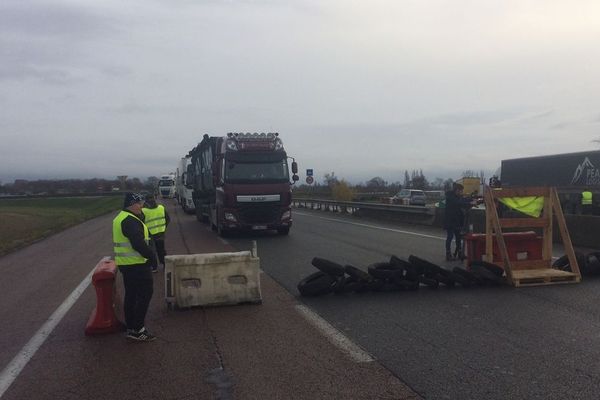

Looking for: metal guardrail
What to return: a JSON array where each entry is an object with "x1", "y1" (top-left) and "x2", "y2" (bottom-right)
[{"x1": 292, "y1": 198, "x2": 434, "y2": 216}]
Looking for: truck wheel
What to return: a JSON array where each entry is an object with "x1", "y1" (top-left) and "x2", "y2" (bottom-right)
[{"x1": 277, "y1": 227, "x2": 290, "y2": 235}]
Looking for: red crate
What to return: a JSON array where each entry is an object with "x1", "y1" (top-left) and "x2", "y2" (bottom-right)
[{"x1": 465, "y1": 231, "x2": 543, "y2": 268}]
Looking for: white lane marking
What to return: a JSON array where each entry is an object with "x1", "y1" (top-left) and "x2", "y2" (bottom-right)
[
  {"x1": 295, "y1": 304, "x2": 374, "y2": 363},
  {"x1": 294, "y1": 211, "x2": 445, "y2": 241},
  {"x1": 0, "y1": 268, "x2": 94, "y2": 398}
]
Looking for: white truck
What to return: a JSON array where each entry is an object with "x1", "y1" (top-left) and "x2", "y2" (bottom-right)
[
  {"x1": 157, "y1": 173, "x2": 176, "y2": 198},
  {"x1": 176, "y1": 157, "x2": 195, "y2": 213}
]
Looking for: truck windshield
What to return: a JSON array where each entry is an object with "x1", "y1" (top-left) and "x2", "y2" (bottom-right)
[
  {"x1": 225, "y1": 160, "x2": 289, "y2": 183},
  {"x1": 158, "y1": 180, "x2": 174, "y2": 186}
]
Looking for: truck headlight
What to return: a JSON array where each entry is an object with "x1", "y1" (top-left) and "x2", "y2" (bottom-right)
[
  {"x1": 225, "y1": 212, "x2": 237, "y2": 222},
  {"x1": 281, "y1": 210, "x2": 291, "y2": 220}
]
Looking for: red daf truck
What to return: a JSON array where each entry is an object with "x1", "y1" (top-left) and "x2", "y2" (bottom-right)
[{"x1": 188, "y1": 132, "x2": 299, "y2": 236}]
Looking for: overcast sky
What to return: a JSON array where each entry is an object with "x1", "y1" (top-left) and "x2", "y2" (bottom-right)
[{"x1": 2, "y1": 0, "x2": 600, "y2": 185}]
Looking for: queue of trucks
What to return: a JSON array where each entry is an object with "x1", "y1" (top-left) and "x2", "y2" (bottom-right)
[{"x1": 171, "y1": 132, "x2": 298, "y2": 236}]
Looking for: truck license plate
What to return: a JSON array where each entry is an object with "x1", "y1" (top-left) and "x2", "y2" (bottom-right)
[{"x1": 252, "y1": 225, "x2": 267, "y2": 230}]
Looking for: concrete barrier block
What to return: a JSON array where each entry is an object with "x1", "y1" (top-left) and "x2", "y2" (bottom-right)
[{"x1": 164, "y1": 251, "x2": 262, "y2": 308}]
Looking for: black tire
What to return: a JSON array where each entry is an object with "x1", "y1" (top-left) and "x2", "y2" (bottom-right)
[
  {"x1": 393, "y1": 275, "x2": 420, "y2": 290},
  {"x1": 418, "y1": 276, "x2": 439, "y2": 289},
  {"x1": 470, "y1": 261, "x2": 504, "y2": 277},
  {"x1": 332, "y1": 276, "x2": 347, "y2": 294},
  {"x1": 452, "y1": 267, "x2": 478, "y2": 286},
  {"x1": 390, "y1": 256, "x2": 421, "y2": 280},
  {"x1": 447, "y1": 271, "x2": 471, "y2": 287},
  {"x1": 553, "y1": 252, "x2": 586, "y2": 274},
  {"x1": 311, "y1": 257, "x2": 345, "y2": 277},
  {"x1": 470, "y1": 265, "x2": 505, "y2": 285},
  {"x1": 434, "y1": 272, "x2": 456, "y2": 287},
  {"x1": 367, "y1": 262, "x2": 402, "y2": 279},
  {"x1": 409, "y1": 255, "x2": 443, "y2": 278},
  {"x1": 586, "y1": 252, "x2": 600, "y2": 276},
  {"x1": 344, "y1": 265, "x2": 372, "y2": 282},
  {"x1": 342, "y1": 277, "x2": 366, "y2": 293},
  {"x1": 277, "y1": 227, "x2": 290, "y2": 235},
  {"x1": 298, "y1": 271, "x2": 337, "y2": 297}
]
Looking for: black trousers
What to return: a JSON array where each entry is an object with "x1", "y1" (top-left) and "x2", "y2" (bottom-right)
[
  {"x1": 445, "y1": 228, "x2": 462, "y2": 254},
  {"x1": 150, "y1": 235, "x2": 166, "y2": 266},
  {"x1": 119, "y1": 264, "x2": 154, "y2": 331}
]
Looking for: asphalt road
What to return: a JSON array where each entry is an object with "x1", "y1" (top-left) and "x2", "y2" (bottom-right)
[
  {"x1": 0, "y1": 201, "x2": 418, "y2": 400},
  {"x1": 226, "y1": 208, "x2": 600, "y2": 400}
]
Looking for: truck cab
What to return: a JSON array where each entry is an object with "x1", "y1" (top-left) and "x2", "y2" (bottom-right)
[
  {"x1": 189, "y1": 132, "x2": 298, "y2": 236},
  {"x1": 158, "y1": 174, "x2": 176, "y2": 198}
]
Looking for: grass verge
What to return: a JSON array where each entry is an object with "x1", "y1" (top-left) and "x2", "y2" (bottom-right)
[{"x1": 0, "y1": 196, "x2": 122, "y2": 256}]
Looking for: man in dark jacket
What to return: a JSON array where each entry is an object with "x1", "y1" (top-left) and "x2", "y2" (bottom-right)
[
  {"x1": 142, "y1": 193, "x2": 170, "y2": 272},
  {"x1": 113, "y1": 192, "x2": 158, "y2": 342},
  {"x1": 444, "y1": 183, "x2": 476, "y2": 261}
]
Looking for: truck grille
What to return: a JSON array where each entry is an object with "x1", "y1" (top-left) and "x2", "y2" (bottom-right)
[{"x1": 238, "y1": 203, "x2": 280, "y2": 224}]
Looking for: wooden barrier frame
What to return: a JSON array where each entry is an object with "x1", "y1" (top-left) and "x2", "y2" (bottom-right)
[{"x1": 484, "y1": 186, "x2": 581, "y2": 287}]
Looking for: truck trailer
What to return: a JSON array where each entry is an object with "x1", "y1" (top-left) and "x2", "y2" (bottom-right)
[
  {"x1": 500, "y1": 150, "x2": 600, "y2": 213},
  {"x1": 188, "y1": 132, "x2": 298, "y2": 236},
  {"x1": 176, "y1": 156, "x2": 195, "y2": 213},
  {"x1": 501, "y1": 151, "x2": 600, "y2": 190}
]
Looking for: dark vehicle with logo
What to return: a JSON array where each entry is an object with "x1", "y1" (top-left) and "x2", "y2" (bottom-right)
[
  {"x1": 501, "y1": 150, "x2": 600, "y2": 213},
  {"x1": 188, "y1": 133, "x2": 299, "y2": 236}
]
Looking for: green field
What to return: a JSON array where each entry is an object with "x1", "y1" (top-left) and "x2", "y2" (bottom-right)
[{"x1": 0, "y1": 196, "x2": 122, "y2": 256}]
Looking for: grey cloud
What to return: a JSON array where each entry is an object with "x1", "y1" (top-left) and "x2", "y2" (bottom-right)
[
  {"x1": 0, "y1": 1, "x2": 121, "y2": 84},
  {"x1": 0, "y1": 1, "x2": 116, "y2": 38},
  {"x1": 0, "y1": 64, "x2": 80, "y2": 85}
]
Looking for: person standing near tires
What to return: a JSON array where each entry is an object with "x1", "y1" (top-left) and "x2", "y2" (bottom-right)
[
  {"x1": 444, "y1": 183, "x2": 476, "y2": 261},
  {"x1": 113, "y1": 192, "x2": 157, "y2": 342},
  {"x1": 142, "y1": 193, "x2": 170, "y2": 272}
]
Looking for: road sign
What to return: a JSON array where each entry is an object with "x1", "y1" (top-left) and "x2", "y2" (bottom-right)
[
  {"x1": 306, "y1": 176, "x2": 314, "y2": 185},
  {"x1": 306, "y1": 169, "x2": 313, "y2": 176}
]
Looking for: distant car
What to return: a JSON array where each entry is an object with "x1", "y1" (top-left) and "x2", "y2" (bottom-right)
[{"x1": 392, "y1": 189, "x2": 427, "y2": 206}]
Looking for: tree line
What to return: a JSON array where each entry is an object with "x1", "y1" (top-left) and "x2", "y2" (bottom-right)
[
  {"x1": 295, "y1": 169, "x2": 485, "y2": 201},
  {"x1": 0, "y1": 177, "x2": 160, "y2": 195}
]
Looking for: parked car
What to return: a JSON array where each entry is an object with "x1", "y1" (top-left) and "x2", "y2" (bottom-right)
[{"x1": 392, "y1": 189, "x2": 427, "y2": 206}]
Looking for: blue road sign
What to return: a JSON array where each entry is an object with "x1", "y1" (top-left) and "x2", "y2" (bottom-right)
[{"x1": 306, "y1": 169, "x2": 313, "y2": 176}]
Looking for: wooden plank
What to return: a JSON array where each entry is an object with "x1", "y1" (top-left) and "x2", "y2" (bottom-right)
[
  {"x1": 483, "y1": 188, "x2": 514, "y2": 283},
  {"x1": 490, "y1": 187, "x2": 549, "y2": 198},
  {"x1": 551, "y1": 188, "x2": 582, "y2": 278},
  {"x1": 498, "y1": 218, "x2": 548, "y2": 228},
  {"x1": 484, "y1": 189, "x2": 495, "y2": 262},
  {"x1": 509, "y1": 259, "x2": 552, "y2": 270},
  {"x1": 512, "y1": 268, "x2": 580, "y2": 287},
  {"x1": 542, "y1": 193, "x2": 553, "y2": 261}
]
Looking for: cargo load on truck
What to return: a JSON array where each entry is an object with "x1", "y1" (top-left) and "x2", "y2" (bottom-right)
[{"x1": 188, "y1": 132, "x2": 299, "y2": 236}]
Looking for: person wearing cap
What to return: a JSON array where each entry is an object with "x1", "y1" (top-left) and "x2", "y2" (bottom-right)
[
  {"x1": 142, "y1": 193, "x2": 170, "y2": 272},
  {"x1": 112, "y1": 192, "x2": 158, "y2": 342}
]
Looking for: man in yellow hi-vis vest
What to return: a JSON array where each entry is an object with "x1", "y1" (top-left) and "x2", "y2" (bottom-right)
[
  {"x1": 142, "y1": 193, "x2": 170, "y2": 272},
  {"x1": 581, "y1": 191, "x2": 593, "y2": 215},
  {"x1": 113, "y1": 192, "x2": 157, "y2": 342}
]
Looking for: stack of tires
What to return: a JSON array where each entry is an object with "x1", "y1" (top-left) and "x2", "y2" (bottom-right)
[
  {"x1": 298, "y1": 256, "x2": 507, "y2": 297},
  {"x1": 552, "y1": 251, "x2": 600, "y2": 277}
]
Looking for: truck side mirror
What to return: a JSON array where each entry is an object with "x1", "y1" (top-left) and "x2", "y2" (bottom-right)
[{"x1": 291, "y1": 161, "x2": 298, "y2": 174}]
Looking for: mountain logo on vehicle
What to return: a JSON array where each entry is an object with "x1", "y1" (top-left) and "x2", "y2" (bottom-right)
[{"x1": 571, "y1": 157, "x2": 600, "y2": 185}]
